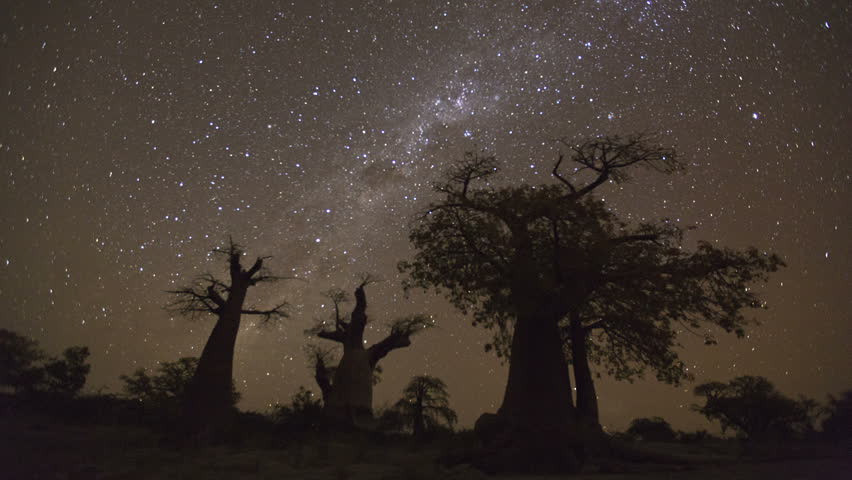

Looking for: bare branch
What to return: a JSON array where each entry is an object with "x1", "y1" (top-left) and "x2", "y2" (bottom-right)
[
  {"x1": 368, "y1": 314, "x2": 434, "y2": 366},
  {"x1": 316, "y1": 328, "x2": 347, "y2": 343},
  {"x1": 240, "y1": 301, "x2": 289, "y2": 323},
  {"x1": 551, "y1": 153, "x2": 577, "y2": 193},
  {"x1": 555, "y1": 134, "x2": 681, "y2": 197}
]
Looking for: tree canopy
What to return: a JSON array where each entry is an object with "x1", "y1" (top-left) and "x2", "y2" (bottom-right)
[
  {"x1": 400, "y1": 134, "x2": 784, "y2": 430},
  {"x1": 393, "y1": 374, "x2": 457, "y2": 436},
  {"x1": 0, "y1": 328, "x2": 45, "y2": 393},
  {"x1": 692, "y1": 375, "x2": 817, "y2": 440}
]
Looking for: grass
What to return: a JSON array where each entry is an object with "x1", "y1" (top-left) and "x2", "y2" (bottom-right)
[{"x1": 1, "y1": 408, "x2": 849, "y2": 479}]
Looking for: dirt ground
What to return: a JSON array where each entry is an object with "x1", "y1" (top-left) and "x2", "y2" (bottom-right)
[{"x1": 1, "y1": 413, "x2": 849, "y2": 479}]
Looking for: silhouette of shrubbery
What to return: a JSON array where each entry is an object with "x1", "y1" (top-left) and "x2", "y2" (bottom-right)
[
  {"x1": 693, "y1": 376, "x2": 818, "y2": 441},
  {"x1": 391, "y1": 375, "x2": 457, "y2": 437},
  {"x1": 0, "y1": 328, "x2": 90, "y2": 398},
  {"x1": 821, "y1": 389, "x2": 852, "y2": 441},
  {"x1": 272, "y1": 386, "x2": 324, "y2": 432},
  {"x1": 626, "y1": 416, "x2": 677, "y2": 442}
]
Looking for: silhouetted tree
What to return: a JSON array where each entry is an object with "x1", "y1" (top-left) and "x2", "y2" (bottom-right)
[
  {"x1": 393, "y1": 375, "x2": 457, "y2": 437},
  {"x1": 821, "y1": 389, "x2": 852, "y2": 440},
  {"x1": 306, "y1": 344, "x2": 337, "y2": 407},
  {"x1": 560, "y1": 223, "x2": 783, "y2": 427},
  {"x1": 692, "y1": 376, "x2": 815, "y2": 440},
  {"x1": 400, "y1": 134, "x2": 783, "y2": 470},
  {"x1": 167, "y1": 240, "x2": 289, "y2": 433},
  {"x1": 43, "y1": 346, "x2": 90, "y2": 397},
  {"x1": 626, "y1": 417, "x2": 677, "y2": 442},
  {"x1": 305, "y1": 343, "x2": 383, "y2": 408},
  {"x1": 307, "y1": 276, "x2": 432, "y2": 427},
  {"x1": 0, "y1": 328, "x2": 45, "y2": 393},
  {"x1": 120, "y1": 356, "x2": 240, "y2": 408}
]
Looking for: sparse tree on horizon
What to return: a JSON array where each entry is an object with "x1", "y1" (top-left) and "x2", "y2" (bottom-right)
[
  {"x1": 0, "y1": 328, "x2": 46, "y2": 394},
  {"x1": 693, "y1": 375, "x2": 818, "y2": 440},
  {"x1": 393, "y1": 374, "x2": 457, "y2": 437}
]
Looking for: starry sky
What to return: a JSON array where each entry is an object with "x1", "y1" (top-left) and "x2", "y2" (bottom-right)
[{"x1": 1, "y1": 0, "x2": 849, "y2": 432}]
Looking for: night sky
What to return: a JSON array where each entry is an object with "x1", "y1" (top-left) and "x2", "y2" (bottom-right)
[{"x1": 1, "y1": 1, "x2": 849, "y2": 432}]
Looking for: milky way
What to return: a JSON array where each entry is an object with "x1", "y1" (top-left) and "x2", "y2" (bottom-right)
[{"x1": 1, "y1": 0, "x2": 849, "y2": 430}]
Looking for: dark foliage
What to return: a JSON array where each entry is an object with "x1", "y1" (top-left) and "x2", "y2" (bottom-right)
[
  {"x1": 43, "y1": 346, "x2": 91, "y2": 397},
  {"x1": 392, "y1": 375, "x2": 457, "y2": 437},
  {"x1": 120, "y1": 356, "x2": 240, "y2": 424},
  {"x1": 693, "y1": 375, "x2": 818, "y2": 440},
  {"x1": 821, "y1": 389, "x2": 852, "y2": 441},
  {"x1": 400, "y1": 134, "x2": 784, "y2": 438},
  {"x1": 272, "y1": 386, "x2": 324, "y2": 431},
  {"x1": 0, "y1": 328, "x2": 46, "y2": 393},
  {"x1": 626, "y1": 416, "x2": 677, "y2": 442},
  {"x1": 0, "y1": 329, "x2": 90, "y2": 398}
]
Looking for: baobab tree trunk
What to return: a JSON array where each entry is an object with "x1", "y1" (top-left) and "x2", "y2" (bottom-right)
[
  {"x1": 322, "y1": 284, "x2": 376, "y2": 427},
  {"x1": 168, "y1": 241, "x2": 288, "y2": 438},
  {"x1": 570, "y1": 311, "x2": 600, "y2": 427},
  {"x1": 182, "y1": 310, "x2": 241, "y2": 432},
  {"x1": 500, "y1": 312, "x2": 576, "y2": 425},
  {"x1": 475, "y1": 309, "x2": 583, "y2": 473},
  {"x1": 182, "y1": 287, "x2": 247, "y2": 434},
  {"x1": 325, "y1": 346, "x2": 375, "y2": 427},
  {"x1": 315, "y1": 282, "x2": 428, "y2": 429}
]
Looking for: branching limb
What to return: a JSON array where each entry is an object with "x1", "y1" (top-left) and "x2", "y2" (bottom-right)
[
  {"x1": 555, "y1": 134, "x2": 681, "y2": 197},
  {"x1": 368, "y1": 314, "x2": 434, "y2": 367},
  {"x1": 240, "y1": 301, "x2": 289, "y2": 323},
  {"x1": 306, "y1": 344, "x2": 337, "y2": 401}
]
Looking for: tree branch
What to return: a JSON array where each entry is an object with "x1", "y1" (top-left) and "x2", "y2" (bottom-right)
[
  {"x1": 368, "y1": 314, "x2": 434, "y2": 366},
  {"x1": 316, "y1": 328, "x2": 347, "y2": 343},
  {"x1": 240, "y1": 301, "x2": 289, "y2": 322}
]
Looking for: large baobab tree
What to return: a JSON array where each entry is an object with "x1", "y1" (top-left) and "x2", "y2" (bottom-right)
[
  {"x1": 167, "y1": 240, "x2": 288, "y2": 433},
  {"x1": 307, "y1": 277, "x2": 432, "y2": 427},
  {"x1": 400, "y1": 134, "x2": 783, "y2": 472}
]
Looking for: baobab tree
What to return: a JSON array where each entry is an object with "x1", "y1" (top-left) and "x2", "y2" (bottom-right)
[
  {"x1": 307, "y1": 276, "x2": 432, "y2": 427},
  {"x1": 306, "y1": 343, "x2": 337, "y2": 407},
  {"x1": 400, "y1": 134, "x2": 783, "y2": 471},
  {"x1": 554, "y1": 222, "x2": 783, "y2": 428},
  {"x1": 305, "y1": 343, "x2": 383, "y2": 408},
  {"x1": 393, "y1": 375, "x2": 457, "y2": 437},
  {"x1": 167, "y1": 240, "x2": 289, "y2": 433}
]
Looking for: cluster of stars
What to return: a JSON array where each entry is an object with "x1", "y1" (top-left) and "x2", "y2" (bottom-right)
[{"x1": 0, "y1": 0, "x2": 848, "y2": 430}]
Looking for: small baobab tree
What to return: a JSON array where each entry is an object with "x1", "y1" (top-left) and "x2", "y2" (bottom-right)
[
  {"x1": 394, "y1": 375, "x2": 457, "y2": 437},
  {"x1": 307, "y1": 276, "x2": 432, "y2": 427},
  {"x1": 167, "y1": 240, "x2": 289, "y2": 433}
]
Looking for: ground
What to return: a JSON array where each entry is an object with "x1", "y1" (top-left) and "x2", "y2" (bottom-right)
[{"x1": 1, "y1": 412, "x2": 848, "y2": 479}]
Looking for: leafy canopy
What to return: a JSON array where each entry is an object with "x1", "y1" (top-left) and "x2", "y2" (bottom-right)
[
  {"x1": 692, "y1": 375, "x2": 816, "y2": 440},
  {"x1": 393, "y1": 375, "x2": 458, "y2": 432},
  {"x1": 401, "y1": 135, "x2": 783, "y2": 385}
]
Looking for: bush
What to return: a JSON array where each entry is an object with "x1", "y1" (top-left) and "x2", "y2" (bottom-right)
[
  {"x1": 626, "y1": 416, "x2": 677, "y2": 442},
  {"x1": 272, "y1": 386, "x2": 324, "y2": 431},
  {"x1": 821, "y1": 390, "x2": 852, "y2": 441},
  {"x1": 693, "y1": 376, "x2": 817, "y2": 441}
]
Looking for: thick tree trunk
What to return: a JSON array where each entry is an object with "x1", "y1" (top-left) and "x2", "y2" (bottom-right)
[
  {"x1": 474, "y1": 310, "x2": 583, "y2": 473},
  {"x1": 182, "y1": 311, "x2": 240, "y2": 432},
  {"x1": 324, "y1": 346, "x2": 374, "y2": 427},
  {"x1": 182, "y1": 288, "x2": 247, "y2": 434},
  {"x1": 570, "y1": 311, "x2": 600, "y2": 427},
  {"x1": 499, "y1": 312, "x2": 575, "y2": 424}
]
